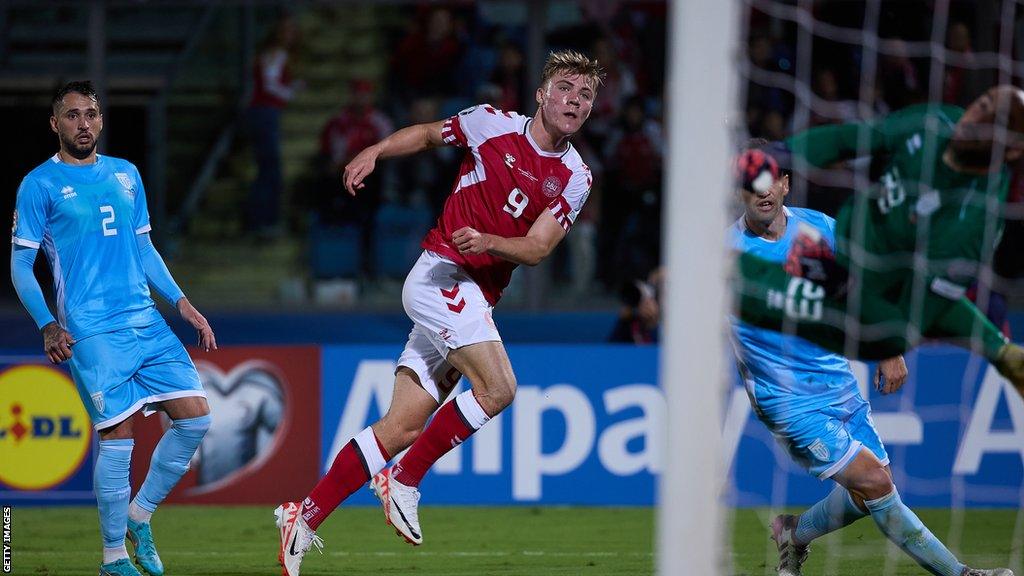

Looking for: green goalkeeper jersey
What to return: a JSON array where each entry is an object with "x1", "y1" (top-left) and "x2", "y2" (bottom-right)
[{"x1": 788, "y1": 104, "x2": 1009, "y2": 292}]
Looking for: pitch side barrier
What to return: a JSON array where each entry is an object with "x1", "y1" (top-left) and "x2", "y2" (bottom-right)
[{"x1": 0, "y1": 344, "x2": 1021, "y2": 507}]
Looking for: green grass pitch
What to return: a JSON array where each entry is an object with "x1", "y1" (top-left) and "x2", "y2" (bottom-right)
[{"x1": 7, "y1": 506, "x2": 1020, "y2": 575}]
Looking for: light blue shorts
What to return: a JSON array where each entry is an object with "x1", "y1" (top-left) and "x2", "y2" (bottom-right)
[
  {"x1": 68, "y1": 321, "x2": 205, "y2": 430},
  {"x1": 758, "y1": 394, "x2": 889, "y2": 479}
]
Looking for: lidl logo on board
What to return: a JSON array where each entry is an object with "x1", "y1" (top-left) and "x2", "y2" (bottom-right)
[{"x1": 0, "y1": 365, "x2": 91, "y2": 490}]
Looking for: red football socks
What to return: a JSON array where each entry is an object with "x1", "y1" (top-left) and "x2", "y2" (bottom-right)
[
  {"x1": 393, "y1": 390, "x2": 491, "y2": 487},
  {"x1": 302, "y1": 428, "x2": 390, "y2": 530}
]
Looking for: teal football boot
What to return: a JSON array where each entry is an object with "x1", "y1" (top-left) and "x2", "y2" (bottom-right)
[
  {"x1": 126, "y1": 518, "x2": 165, "y2": 576},
  {"x1": 99, "y1": 558, "x2": 142, "y2": 576}
]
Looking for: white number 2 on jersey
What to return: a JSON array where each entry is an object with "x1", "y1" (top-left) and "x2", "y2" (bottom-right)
[
  {"x1": 503, "y1": 187, "x2": 529, "y2": 218},
  {"x1": 100, "y1": 205, "x2": 117, "y2": 236}
]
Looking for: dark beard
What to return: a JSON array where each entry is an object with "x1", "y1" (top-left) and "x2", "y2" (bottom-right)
[{"x1": 60, "y1": 133, "x2": 96, "y2": 160}]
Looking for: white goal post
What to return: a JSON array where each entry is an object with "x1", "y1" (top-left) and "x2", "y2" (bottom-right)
[{"x1": 658, "y1": 1, "x2": 737, "y2": 575}]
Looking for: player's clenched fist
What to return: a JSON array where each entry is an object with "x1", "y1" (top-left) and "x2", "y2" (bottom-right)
[
  {"x1": 343, "y1": 145, "x2": 380, "y2": 196},
  {"x1": 41, "y1": 321, "x2": 75, "y2": 364},
  {"x1": 874, "y1": 355, "x2": 908, "y2": 395},
  {"x1": 452, "y1": 226, "x2": 493, "y2": 255}
]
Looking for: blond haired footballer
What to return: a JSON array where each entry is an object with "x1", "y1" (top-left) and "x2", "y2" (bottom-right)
[{"x1": 274, "y1": 50, "x2": 605, "y2": 576}]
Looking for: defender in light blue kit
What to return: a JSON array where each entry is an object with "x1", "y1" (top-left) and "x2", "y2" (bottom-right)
[
  {"x1": 731, "y1": 204, "x2": 885, "y2": 479},
  {"x1": 729, "y1": 147, "x2": 1011, "y2": 576},
  {"x1": 10, "y1": 81, "x2": 218, "y2": 576}
]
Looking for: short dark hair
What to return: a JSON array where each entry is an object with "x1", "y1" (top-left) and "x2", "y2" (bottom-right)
[{"x1": 52, "y1": 81, "x2": 98, "y2": 115}]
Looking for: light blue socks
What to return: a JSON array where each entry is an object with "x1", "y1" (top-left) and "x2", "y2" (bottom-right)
[
  {"x1": 96, "y1": 439, "x2": 134, "y2": 559},
  {"x1": 864, "y1": 486, "x2": 965, "y2": 576},
  {"x1": 131, "y1": 415, "x2": 211, "y2": 514},
  {"x1": 794, "y1": 485, "x2": 867, "y2": 544}
]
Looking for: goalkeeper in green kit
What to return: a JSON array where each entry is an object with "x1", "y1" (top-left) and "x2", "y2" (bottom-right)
[{"x1": 734, "y1": 85, "x2": 1024, "y2": 398}]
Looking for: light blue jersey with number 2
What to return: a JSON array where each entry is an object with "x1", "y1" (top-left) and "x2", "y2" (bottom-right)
[{"x1": 12, "y1": 154, "x2": 163, "y2": 340}]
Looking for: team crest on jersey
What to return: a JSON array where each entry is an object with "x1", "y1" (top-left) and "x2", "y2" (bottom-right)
[
  {"x1": 90, "y1": 392, "x2": 104, "y2": 413},
  {"x1": 115, "y1": 172, "x2": 135, "y2": 199},
  {"x1": 542, "y1": 176, "x2": 562, "y2": 198}
]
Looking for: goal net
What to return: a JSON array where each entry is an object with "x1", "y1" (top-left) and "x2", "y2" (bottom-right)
[{"x1": 666, "y1": 0, "x2": 1024, "y2": 574}]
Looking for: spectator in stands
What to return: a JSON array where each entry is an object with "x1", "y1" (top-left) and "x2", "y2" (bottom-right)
[
  {"x1": 609, "y1": 276, "x2": 660, "y2": 344},
  {"x1": 810, "y1": 68, "x2": 858, "y2": 126},
  {"x1": 319, "y1": 80, "x2": 393, "y2": 181},
  {"x1": 943, "y1": 21, "x2": 978, "y2": 107},
  {"x1": 390, "y1": 7, "x2": 466, "y2": 99},
  {"x1": 761, "y1": 110, "x2": 788, "y2": 141},
  {"x1": 316, "y1": 79, "x2": 394, "y2": 279},
  {"x1": 245, "y1": 15, "x2": 303, "y2": 239},
  {"x1": 453, "y1": 23, "x2": 500, "y2": 102},
  {"x1": 604, "y1": 95, "x2": 662, "y2": 195},
  {"x1": 567, "y1": 133, "x2": 604, "y2": 296},
  {"x1": 746, "y1": 33, "x2": 792, "y2": 137},
  {"x1": 390, "y1": 96, "x2": 458, "y2": 222},
  {"x1": 600, "y1": 96, "x2": 663, "y2": 287},
  {"x1": 489, "y1": 42, "x2": 526, "y2": 113},
  {"x1": 587, "y1": 36, "x2": 638, "y2": 146},
  {"x1": 877, "y1": 39, "x2": 922, "y2": 110}
]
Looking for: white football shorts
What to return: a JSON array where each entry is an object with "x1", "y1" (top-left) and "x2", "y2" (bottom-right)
[{"x1": 397, "y1": 250, "x2": 502, "y2": 402}]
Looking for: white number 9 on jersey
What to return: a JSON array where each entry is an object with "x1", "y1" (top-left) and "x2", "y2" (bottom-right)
[
  {"x1": 503, "y1": 187, "x2": 529, "y2": 218},
  {"x1": 100, "y1": 205, "x2": 117, "y2": 236}
]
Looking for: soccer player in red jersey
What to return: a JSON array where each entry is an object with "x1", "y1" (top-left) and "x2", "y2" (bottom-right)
[{"x1": 274, "y1": 50, "x2": 605, "y2": 575}]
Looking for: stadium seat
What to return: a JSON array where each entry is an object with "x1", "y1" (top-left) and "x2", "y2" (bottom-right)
[
  {"x1": 310, "y1": 223, "x2": 361, "y2": 279},
  {"x1": 373, "y1": 203, "x2": 432, "y2": 278}
]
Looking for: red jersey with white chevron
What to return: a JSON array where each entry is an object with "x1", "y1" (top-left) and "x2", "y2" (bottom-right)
[{"x1": 422, "y1": 104, "x2": 592, "y2": 305}]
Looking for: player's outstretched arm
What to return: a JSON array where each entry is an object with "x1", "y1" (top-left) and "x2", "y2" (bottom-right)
[
  {"x1": 785, "y1": 123, "x2": 876, "y2": 168},
  {"x1": 452, "y1": 210, "x2": 567, "y2": 266},
  {"x1": 343, "y1": 119, "x2": 447, "y2": 196},
  {"x1": 786, "y1": 106, "x2": 927, "y2": 169}
]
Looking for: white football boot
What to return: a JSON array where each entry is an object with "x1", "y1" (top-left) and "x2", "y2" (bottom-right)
[
  {"x1": 370, "y1": 467, "x2": 423, "y2": 545},
  {"x1": 274, "y1": 502, "x2": 324, "y2": 576},
  {"x1": 962, "y1": 568, "x2": 1015, "y2": 576}
]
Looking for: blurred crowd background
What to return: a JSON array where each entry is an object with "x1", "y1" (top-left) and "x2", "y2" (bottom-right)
[
  {"x1": 744, "y1": 0, "x2": 1024, "y2": 322},
  {"x1": 1, "y1": 1, "x2": 667, "y2": 323},
  {"x1": 1, "y1": 0, "x2": 1021, "y2": 344}
]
